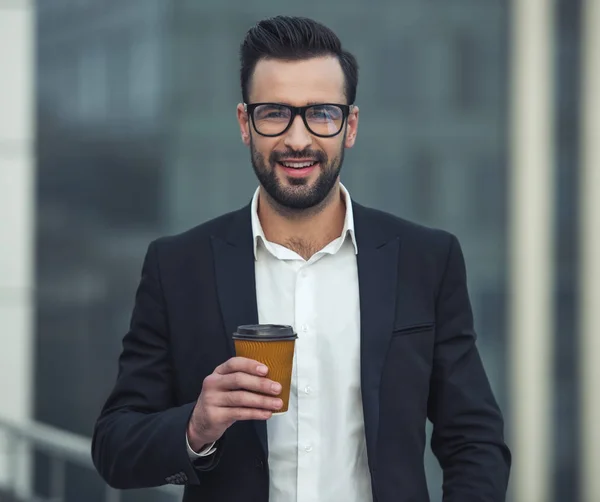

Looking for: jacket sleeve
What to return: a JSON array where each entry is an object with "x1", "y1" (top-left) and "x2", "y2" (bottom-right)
[
  {"x1": 427, "y1": 234, "x2": 511, "y2": 502},
  {"x1": 91, "y1": 240, "x2": 223, "y2": 489}
]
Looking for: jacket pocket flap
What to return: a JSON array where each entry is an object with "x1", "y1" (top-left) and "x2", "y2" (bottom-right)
[{"x1": 392, "y1": 322, "x2": 435, "y2": 336}]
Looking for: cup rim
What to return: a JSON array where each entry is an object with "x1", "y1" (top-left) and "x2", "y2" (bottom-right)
[{"x1": 233, "y1": 324, "x2": 297, "y2": 341}]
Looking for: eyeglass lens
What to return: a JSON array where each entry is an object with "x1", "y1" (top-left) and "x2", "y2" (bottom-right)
[{"x1": 252, "y1": 104, "x2": 345, "y2": 136}]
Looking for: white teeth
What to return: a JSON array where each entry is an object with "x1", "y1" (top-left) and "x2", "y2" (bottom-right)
[{"x1": 280, "y1": 161, "x2": 316, "y2": 168}]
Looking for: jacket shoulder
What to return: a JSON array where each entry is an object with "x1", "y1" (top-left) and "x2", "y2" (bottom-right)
[
  {"x1": 151, "y1": 207, "x2": 247, "y2": 256},
  {"x1": 354, "y1": 202, "x2": 457, "y2": 251}
]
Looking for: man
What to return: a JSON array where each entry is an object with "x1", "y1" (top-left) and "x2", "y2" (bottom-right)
[{"x1": 92, "y1": 15, "x2": 511, "y2": 502}]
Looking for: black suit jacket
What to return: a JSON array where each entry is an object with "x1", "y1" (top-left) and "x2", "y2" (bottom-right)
[{"x1": 92, "y1": 202, "x2": 511, "y2": 502}]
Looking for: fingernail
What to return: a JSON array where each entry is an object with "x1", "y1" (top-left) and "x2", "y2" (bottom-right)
[
  {"x1": 271, "y1": 382, "x2": 282, "y2": 393},
  {"x1": 258, "y1": 365, "x2": 268, "y2": 375}
]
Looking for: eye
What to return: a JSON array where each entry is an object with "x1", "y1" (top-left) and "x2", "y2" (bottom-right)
[
  {"x1": 254, "y1": 105, "x2": 290, "y2": 121},
  {"x1": 307, "y1": 105, "x2": 343, "y2": 122},
  {"x1": 265, "y1": 110, "x2": 286, "y2": 119}
]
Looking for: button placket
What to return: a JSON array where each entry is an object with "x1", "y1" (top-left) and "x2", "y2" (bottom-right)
[{"x1": 295, "y1": 265, "x2": 318, "y2": 496}]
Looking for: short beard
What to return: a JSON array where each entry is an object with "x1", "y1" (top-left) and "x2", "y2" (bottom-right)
[{"x1": 249, "y1": 132, "x2": 345, "y2": 213}]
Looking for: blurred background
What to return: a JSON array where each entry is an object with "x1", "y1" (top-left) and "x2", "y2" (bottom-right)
[{"x1": 0, "y1": 0, "x2": 598, "y2": 501}]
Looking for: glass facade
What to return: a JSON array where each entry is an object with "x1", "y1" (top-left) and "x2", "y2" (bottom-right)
[{"x1": 35, "y1": 1, "x2": 565, "y2": 501}]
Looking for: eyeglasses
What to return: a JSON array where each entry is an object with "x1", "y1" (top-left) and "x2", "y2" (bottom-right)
[{"x1": 244, "y1": 102, "x2": 353, "y2": 138}]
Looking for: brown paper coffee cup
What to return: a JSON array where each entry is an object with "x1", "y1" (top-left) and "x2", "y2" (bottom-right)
[{"x1": 233, "y1": 324, "x2": 297, "y2": 413}]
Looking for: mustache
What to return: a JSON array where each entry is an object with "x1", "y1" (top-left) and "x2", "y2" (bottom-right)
[{"x1": 270, "y1": 149, "x2": 327, "y2": 164}]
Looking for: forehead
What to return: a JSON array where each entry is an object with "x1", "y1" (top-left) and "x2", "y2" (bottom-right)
[{"x1": 249, "y1": 56, "x2": 345, "y2": 105}]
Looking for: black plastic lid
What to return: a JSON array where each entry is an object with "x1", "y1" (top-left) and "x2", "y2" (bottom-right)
[{"x1": 233, "y1": 324, "x2": 297, "y2": 341}]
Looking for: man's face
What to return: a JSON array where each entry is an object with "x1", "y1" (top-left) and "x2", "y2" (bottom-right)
[{"x1": 237, "y1": 56, "x2": 359, "y2": 211}]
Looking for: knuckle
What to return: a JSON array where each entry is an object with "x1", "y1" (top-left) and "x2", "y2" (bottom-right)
[
  {"x1": 216, "y1": 357, "x2": 235, "y2": 375},
  {"x1": 253, "y1": 393, "x2": 266, "y2": 406},
  {"x1": 235, "y1": 391, "x2": 254, "y2": 408},
  {"x1": 203, "y1": 373, "x2": 218, "y2": 389},
  {"x1": 204, "y1": 405, "x2": 220, "y2": 426},
  {"x1": 253, "y1": 394, "x2": 269, "y2": 410},
  {"x1": 227, "y1": 356, "x2": 242, "y2": 371},
  {"x1": 204, "y1": 391, "x2": 218, "y2": 407},
  {"x1": 236, "y1": 391, "x2": 249, "y2": 407},
  {"x1": 234, "y1": 409, "x2": 248, "y2": 422},
  {"x1": 233, "y1": 372, "x2": 245, "y2": 388},
  {"x1": 247, "y1": 393, "x2": 260, "y2": 408},
  {"x1": 224, "y1": 391, "x2": 237, "y2": 407}
]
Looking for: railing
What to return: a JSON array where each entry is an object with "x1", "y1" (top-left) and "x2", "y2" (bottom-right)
[{"x1": 0, "y1": 417, "x2": 182, "y2": 502}]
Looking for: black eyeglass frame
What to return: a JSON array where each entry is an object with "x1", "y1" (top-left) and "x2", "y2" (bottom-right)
[{"x1": 244, "y1": 102, "x2": 355, "y2": 138}]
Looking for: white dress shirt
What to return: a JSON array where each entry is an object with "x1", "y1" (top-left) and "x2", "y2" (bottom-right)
[{"x1": 189, "y1": 184, "x2": 373, "y2": 502}]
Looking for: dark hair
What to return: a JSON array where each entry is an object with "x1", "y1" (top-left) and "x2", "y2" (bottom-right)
[{"x1": 240, "y1": 16, "x2": 359, "y2": 105}]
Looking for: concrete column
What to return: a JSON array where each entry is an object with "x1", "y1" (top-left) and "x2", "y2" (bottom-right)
[
  {"x1": 0, "y1": 0, "x2": 35, "y2": 498},
  {"x1": 508, "y1": 0, "x2": 555, "y2": 501},
  {"x1": 579, "y1": 1, "x2": 600, "y2": 500}
]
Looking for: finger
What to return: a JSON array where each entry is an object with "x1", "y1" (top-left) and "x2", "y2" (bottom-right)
[
  {"x1": 217, "y1": 390, "x2": 283, "y2": 411},
  {"x1": 214, "y1": 357, "x2": 268, "y2": 377},
  {"x1": 220, "y1": 372, "x2": 282, "y2": 395},
  {"x1": 222, "y1": 407, "x2": 273, "y2": 422}
]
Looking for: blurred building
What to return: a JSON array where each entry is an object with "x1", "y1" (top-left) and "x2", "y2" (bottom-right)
[
  {"x1": 35, "y1": 3, "x2": 510, "y2": 500},
  {"x1": 0, "y1": 0, "x2": 595, "y2": 501}
]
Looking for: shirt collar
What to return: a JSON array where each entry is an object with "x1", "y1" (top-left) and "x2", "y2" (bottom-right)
[{"x1": 250, "y1": 183, "x2": 358, "y2": 259}]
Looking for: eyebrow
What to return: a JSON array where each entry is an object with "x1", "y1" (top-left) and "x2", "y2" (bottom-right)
[{"x1": 269, "y1": 101, "x2": 340, "y2": 106}]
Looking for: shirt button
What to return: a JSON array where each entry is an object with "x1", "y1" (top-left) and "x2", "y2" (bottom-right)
[
  {"x1": 304, "y1": 445, "x2": 313, "y2": 453},
  {"x1": 300, "y1": 270, "x2": 307, "y2": 278},
  {"x1": 301, "y1": 324, "x2": 308, "y2": 332},
  {"x1": 304, "y1": 386, "x2": 311, "y2": 394}
]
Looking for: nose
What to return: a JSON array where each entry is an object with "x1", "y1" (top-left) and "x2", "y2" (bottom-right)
[{"x1": 283, "y1": 115, "x2": 312, "y2": 151}]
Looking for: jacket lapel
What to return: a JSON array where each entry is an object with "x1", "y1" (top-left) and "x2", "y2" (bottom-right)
[
  {"x1": 211, "y1": 201, "x2": 401, "y2": 467},
  {"x1": 354, "y1": 202, "x2": 400, "y2": 473},
  {"x1": 212, "y1": 207, "x2": 268, "y2": 458}
]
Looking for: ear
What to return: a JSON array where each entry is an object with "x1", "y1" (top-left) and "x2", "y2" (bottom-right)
[
  {"x1": 237, "y1": 103, "x2": 251, "y2": 146},
  {"x1": 344, "y1": 105, "x2": 359, "y2": 148}
]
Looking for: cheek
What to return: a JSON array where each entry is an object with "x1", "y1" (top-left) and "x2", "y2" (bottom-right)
[
  {"x1": 252, "y1": 137, "x2": 280, "y2": 161},
  {"x1": 321, "y1": 140, "x2": 344, "y2": 162}
]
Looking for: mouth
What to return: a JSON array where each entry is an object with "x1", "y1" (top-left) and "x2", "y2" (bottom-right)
[{"x1": 276, "y1": 160, "x2": 319, "y2": 178}]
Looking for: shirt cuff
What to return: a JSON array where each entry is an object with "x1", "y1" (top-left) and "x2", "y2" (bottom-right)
[{"x1": 186, "y1": 433, "x2": 217, "y2": 459}]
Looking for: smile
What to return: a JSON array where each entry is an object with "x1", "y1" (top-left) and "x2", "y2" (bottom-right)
[
  {"x1": 276, "y1": 160, "x2": 319, "y2": 178},
  {"x1": 280, "y1": 161, "x2": 317, "y2": 169}
]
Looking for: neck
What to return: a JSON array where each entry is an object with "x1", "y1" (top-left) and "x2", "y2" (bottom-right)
[{"x1": 257, "y1": 183, "x2": 347, "y2": 259}]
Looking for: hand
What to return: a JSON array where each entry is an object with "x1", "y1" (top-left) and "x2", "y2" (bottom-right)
[{"x1": 187, "y1": 357, "x2": 283, "y2": 451}]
